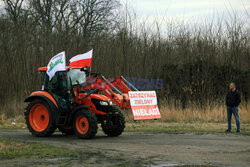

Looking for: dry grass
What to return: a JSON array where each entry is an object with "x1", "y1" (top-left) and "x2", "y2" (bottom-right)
[
  {"x1": 160, "y1": 102, "x2": 250, "y2": 123},
  {"x1": 125, "y1": 122, "x2": 250, "y2": 134},
  {"x1": 123, "y1": 101, "x2": 250, "y2": 135},
  {"x1": 0, "y1": 114, "x2": 25, "y2": 129},
  {"x1": 124, "y1": 101, "x2": 250, "y2": 123}
]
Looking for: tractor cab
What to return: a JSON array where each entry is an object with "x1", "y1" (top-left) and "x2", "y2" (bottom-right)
[
  {"x1": 38, "y1": 67, "x2": 89, "y2": 97},
  {"x1": 37, "y1": 67, "x2": 90, "y2": 113},
  {"x1": 67, "y1": 68, "x2": 87, "y2": 88}
]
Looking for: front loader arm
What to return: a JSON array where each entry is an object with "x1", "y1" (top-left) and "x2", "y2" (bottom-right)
[
  {"x1": 109, "y1": 76, "x2": 131, "y2": 93},
  {"x1": 109, "y1": 76, "x2": 138, "y2": 93},
  {"x1": 85, "y1": 76, "x2": 131, "y2": 109}
]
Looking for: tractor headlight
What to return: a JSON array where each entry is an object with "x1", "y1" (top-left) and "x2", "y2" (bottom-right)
[
  {"x1": 100, "y1": 101, "x2": 109, "y2": 106},
  {"x1": 99, "y1": 100, "x2": 114, "y2": 106},
  {"x1": 108, "y1": 100, "x2": 114, "y2": 105}
]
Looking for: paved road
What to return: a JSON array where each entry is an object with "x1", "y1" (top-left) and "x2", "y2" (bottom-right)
[{"x1": 0, "y1": 130, "x2": 250, "y2": 167}]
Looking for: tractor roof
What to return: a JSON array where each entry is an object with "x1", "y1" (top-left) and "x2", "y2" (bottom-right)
[{"x1": 38, "y1": 66, "x2": 78, "y2": 72}]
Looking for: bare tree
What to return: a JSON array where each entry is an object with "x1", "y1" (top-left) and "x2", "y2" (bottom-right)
[
  {"x1": 3, "y1": 0, "x2": 24, "y2": 23},
  {"x1": 68, "y1": 0, "x2": 120, "y2": 45}
]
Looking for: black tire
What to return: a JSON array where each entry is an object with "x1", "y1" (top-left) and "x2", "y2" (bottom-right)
[
  {"x1": 58, "y1": 126, "x2": 75, "y2": 135},
  {"x1": 101, "y1": 106, "x2": 125, "y2": 137},
  {"x1": 24, "y1": 99, "x2": 56, "y2": 137},
  {"x1": 73, "y1": 109, "x2": 98, "y2": 139}
]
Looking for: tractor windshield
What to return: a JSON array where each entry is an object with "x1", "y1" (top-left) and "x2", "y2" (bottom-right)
[{"x1": 67, "y1": 68, "x2": 87, "y2": 86}]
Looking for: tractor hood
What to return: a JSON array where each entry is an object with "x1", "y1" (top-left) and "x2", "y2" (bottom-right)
[{"x1": 86, "y1": 94, "x2": 110, "y2": 101}]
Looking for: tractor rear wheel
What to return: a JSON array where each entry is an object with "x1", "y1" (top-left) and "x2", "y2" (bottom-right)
[
  {"x1": 24, "y1": 99, "x2": 56, "y2": 137},
  {"x1": 73, "y1": 110, "x2": 98, "y2": 139},
  {"x1": 58, "y1": 125, "x2": 75, "y2": 135},
  {"x1": 101, "y1": 106, "x2": 125, "y2": 137}
]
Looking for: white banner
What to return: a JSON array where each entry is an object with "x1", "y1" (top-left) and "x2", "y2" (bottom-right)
[
  {"x1": 128, "y1": 91, "x2": 161, "y2": 120},
  {"x1": 46, "y1": 51, "x2": 66, "y2": 80}
]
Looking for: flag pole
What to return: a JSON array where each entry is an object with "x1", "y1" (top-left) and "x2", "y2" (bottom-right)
[
  {"x1": 89, "y1": 66, "x2": 91, "y2": 77},
  {"x1": 89, "y1": 49, "x2": 93, "y2": 77}
]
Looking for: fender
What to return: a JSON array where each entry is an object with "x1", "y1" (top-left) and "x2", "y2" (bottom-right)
[
  {"x1": 24, "y1": 91, "x2": 58, "y2": 108},
  {"x1": 24, "y1": 93, "x2": 59, "y2": 124},
  {"x1": 67, "y1": 105, "x2": 89, "y2": 125},
  {"x1": 72, "y1": 105, "x2": 89, "y2": 113}
]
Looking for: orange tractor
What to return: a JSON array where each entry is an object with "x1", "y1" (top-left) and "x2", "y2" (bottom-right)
[{"x1": 24, "y1": 66, "x2": 138, "y2": 139}]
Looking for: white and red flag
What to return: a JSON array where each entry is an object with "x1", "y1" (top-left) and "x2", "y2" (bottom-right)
[
  {"x1": 69, "y1": 49, "x2": 93, "y2": 68},
  {"x1": 46, "y1": 51, "x2": 66, "y2": 80}
]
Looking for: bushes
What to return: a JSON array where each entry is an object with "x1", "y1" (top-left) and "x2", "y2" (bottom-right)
[{"x1": 160, "y1": 60, "x2": 249, "y2": 108}]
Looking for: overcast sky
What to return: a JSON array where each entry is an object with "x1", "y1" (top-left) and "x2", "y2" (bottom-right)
[
  {"x1": 123, "y1": 0, "x2": 250, "y2": 25},
  {"x1": 0, "y1": 0, "x2": 249, "y2": 26}
]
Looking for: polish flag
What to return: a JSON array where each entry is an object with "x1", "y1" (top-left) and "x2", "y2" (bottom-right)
[{"x1": 69, "y1": 49, "x2": 93, "y2": 68}]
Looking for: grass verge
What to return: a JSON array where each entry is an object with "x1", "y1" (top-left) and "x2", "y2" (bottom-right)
[
  {"x1": 0, "y1": 137, "x2": 76, "y2": 159},
  {"x1": 0, "y1": 137, "x2": 147, "y2": 166},
  {"x1": 125, "y1": 121, "x2": 250, "y2": 135},
  {"x1": 1, "y1": 119, "x2": 250, "y2": 135}
]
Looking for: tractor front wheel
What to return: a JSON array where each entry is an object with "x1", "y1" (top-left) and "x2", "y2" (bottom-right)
[
  {"x1": 73, "y1": 110, "x2": 98, "y2": 139},
  {"x1": 24, "y1": 99, "x2": 56, "y2": 137},
  {"x1": 101, "y1": 107, "x2": 125, "y2": 137}
]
